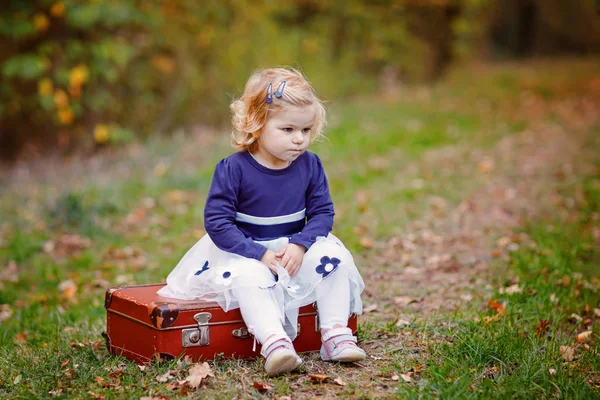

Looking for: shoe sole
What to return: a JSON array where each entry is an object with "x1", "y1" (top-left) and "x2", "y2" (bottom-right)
[
  {"x1": 321, "y1": 347, "x2": 367, "y2": 362},
  {"x1": 265, "y1": 350, "x2": 302, "y2": 376}
]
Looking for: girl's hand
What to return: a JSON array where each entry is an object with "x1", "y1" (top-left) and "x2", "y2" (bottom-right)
[
  {"x1": 276, "y1": 244, "x2": 306, "y2": 277},
  {"x1": 260, "y1": 249, "x2": 280, "y2": 275}
]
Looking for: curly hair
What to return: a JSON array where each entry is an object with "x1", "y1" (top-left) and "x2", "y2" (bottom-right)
[{"x1": 230, "y1": 67, "x2": 326, "y2": 152}]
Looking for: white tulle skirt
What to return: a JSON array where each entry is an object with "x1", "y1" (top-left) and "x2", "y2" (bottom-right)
[{"x1": 157, "y1": 234, "x2": 364, "y2": 340}]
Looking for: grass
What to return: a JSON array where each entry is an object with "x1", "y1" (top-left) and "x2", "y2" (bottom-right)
[
  {"x1": 396, "y1": 137, "x2": 600, "y2": 398},
  {"x1": 0, "y1": 57, "x2": 599, "y2": 398}
]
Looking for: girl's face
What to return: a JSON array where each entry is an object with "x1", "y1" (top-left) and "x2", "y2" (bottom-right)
[{"x1": 255, "y1": 104, "x2": 315, "y2": 169}]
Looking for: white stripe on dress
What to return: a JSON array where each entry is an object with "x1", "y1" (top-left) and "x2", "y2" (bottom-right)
[{"x1": 235, "y1": 209, "x2": 306, "y2": 226}]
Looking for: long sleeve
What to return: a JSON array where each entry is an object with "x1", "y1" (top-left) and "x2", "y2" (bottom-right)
[
  {"x1": 204, "y1": 159, "x2": 268, "y2": 261},
  {"x1": 288, "y1": 155, "x2": 334, "y2": 250}
]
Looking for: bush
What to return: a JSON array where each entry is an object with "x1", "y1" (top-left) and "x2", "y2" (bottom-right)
[{"x1": 0, "y1": 0, "x2": 486, "y2": 160}]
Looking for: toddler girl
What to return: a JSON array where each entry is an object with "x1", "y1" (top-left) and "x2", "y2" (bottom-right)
[{"x1": 158, "y1": 67, "x2": 366, "y2": 376}]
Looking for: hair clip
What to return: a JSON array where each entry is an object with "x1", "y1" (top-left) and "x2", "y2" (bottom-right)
[
  {"x1": 266, "y1": 83, "x2": 273, "y2": 103},
  {"x1": 275, "y1": 80, "x2": 286, "y2": 98}
]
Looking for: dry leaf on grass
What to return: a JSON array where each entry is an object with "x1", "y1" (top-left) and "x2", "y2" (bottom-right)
[
  {"x1": 549, "y1": 368, "x2": 557, "y2": 375},
  {"x1": 58, "y1": 280, "x2": 78, "y2": 302},
  {"x1": 0, "y1": 304, "x2": 13, "y2": 322},
  {"x1": 391, "y1": 374, "x2": 399, "y2": 381},
  {"x1": 487, "y1": 299, "x2": 505, "y2": 314},
  {"x1": 308, "y1": 373, "x2": 329, "y2": 383},
  {"x1": 156, "y1": 371, "x2": 173, "y2": 383},
  {"x1": 560, "y1": 346, "x2": 575, "y2": 362},
  {"x1": 400, "y1": 374, "x2": 412, "y2": 382},
  {"x1": 95, "y1": 376, "x2": 109, "y2": 387},
  {"x1": 395, "y1": 319, "x2": 411, "y2": 327},
  {"x1": 576, "y1": 331, "x2": 593, "y2": 343},
  {"x1": 184, "y1": 362, "x2": 213, "y2": 388},
  {"x1": 333, "y1": 377, "x2": 346, "y2": 386},
  {"x1": 253, "y1": 380, "x2": 273, "y2": 392},
  {"x1": 87, "y1": 391, "x2": 105, "y2": 400}
]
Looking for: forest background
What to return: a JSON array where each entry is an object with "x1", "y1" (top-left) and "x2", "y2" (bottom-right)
[{"x1": 2, "y1": 0, "x2": 600, "y2": 161}]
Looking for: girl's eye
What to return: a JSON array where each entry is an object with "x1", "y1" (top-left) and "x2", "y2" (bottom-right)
[
  {"x1": 282, "y1": 128, "x2": 293, "y2": 133},
  {"x1": 302, "y1": 128, "x2": 311, "y2": 134}
]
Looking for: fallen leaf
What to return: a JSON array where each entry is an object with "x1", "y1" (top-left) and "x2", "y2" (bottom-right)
[
  {"x1": 308, "y1": 373, "x2": 329, "y2": 383},
  {"x1": 48, "y1": 389, "x2": 63, "y2": 397},
  {"x1": 87, "y1": 391, "x2": 105, "y2": 400},
  {"x1": 0, "y1": 260, "x2": 19, "y2": 283},
  {"x1": 13, "y1": 375, "x2": 22, "y2": 384},
  {"x1": 138, "y1": 365, "x2": 147, "y2": 372},
  {"x1": 460, "y1": 294, "x2": 474, "y2": 301},
  {"x1": 400, "y1": 374, "x2": 412, "y2": 382},
  {"x1": 354, "y1": 190, "x2": 368, "y2": 205},
  {"x1": 570, "y1": 313, "x2": 583, "y2": 322},
  {"x1": 576, "y1": 331, "x2": 593, "y2": 343},
  {"x1": 549, "y1": 368, "x2": 557, "y2": 375},
  {"x1": 253, "y1": 380, "x2": 272, "y2": 392},
  {"x1": 391, "y1": 374, "x2": 399, "y2": 381},
  {"x1": 487, "y1": 300, "x2": 505, "y2": 314},
  {"x1": 491, "y1": 249, "x2": 502, "y2": 258},
  {"x1": 394, "y1": 296, "x2": 418, "y2": 306},
  {"x1": 14, "y1": 332, "x2": 27, "y2": 344},
  {"x1": 395, "y1": 319, "x2": 411, "y2": 327},
  {"x1": 108, "y1": 369, "x2": 124, "y2": 378},
  {"x1": 560, "y1": 346, "x2": 575, "y2": 362},
  {"x1": 333, "y1": 377, "x2": 346, "y2": 386},
  {"x1": 60, "y1": 359, "x2": 70, "y2": 368},
  {"x1": 58, "y1": 280, "x2": 78, "y2": 302},
  {"x1": 359, "y1": 237, "x2": 374, "y2": 249},
  {"x1": 477, "y1": 158, "x2": 494, "y2": 173},
  {"x1": 363, "y1": 304, "x2": 378, "y2": 313},
  {"x1": 156, "y1": 371, "x2": 172, "y2": 383},
  {"x1": 535, "y1": 320, "x2": 551, "y2": 338},
  {"x1": 95, "y1": 376, "x2": 109, "y2": 387},
  {"x1": 550, "y1": 293, "x2": 558, "y2": 303},
  {"x1": 501, "y1": 284, "x2": 522, "y2": 294},
  {"x1": 185, "y1": 362, "x2": 213, "y2": 388},
  {"x1": 594, "y1": 308, "x2": 600, "y2": 317},
  {"x1": 0, "y1": 304, "x2": 13, "y2": 322}
]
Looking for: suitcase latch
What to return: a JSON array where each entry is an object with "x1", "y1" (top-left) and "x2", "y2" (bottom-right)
[{"x1": 182, "y1": 312, "x2": 212, "y2": 347}]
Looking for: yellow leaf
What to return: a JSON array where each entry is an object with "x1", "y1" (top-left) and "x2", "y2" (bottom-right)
[
  {"x1": 33, "y1": 13, "x2": 50, "y2": 32},
  {"x1": 38, "y1": 78, "x2": 53, "y2": 96},
  {"x1": 53, "y1": 89, "x2": 69, "y2": 108},
  {"x1": 57, "y1": 108, "x2": 74, "y2": 125},
  {"x1": 151, "y1": 55, "x2": 176, "y2": 75},
  {"x1": 69, "y1": 65, "x2": 89, "y2": 88},
  {"x1": 93, "y1": 124, "x2": 110, "y2": 144},
  {"x1": 50, "y1": 3, "x2": 66, "y2": 17}
]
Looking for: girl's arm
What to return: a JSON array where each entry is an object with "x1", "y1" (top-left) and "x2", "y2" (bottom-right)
[
  {"x1": 204, "y1": 159, "x2": 268, "y2": 261},
  {"x1": 288, "y1": 154, "x2": 334, "y2": 250}
]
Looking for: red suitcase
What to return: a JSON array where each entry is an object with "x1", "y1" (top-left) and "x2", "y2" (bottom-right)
[{"x1": 104, "y1": 283, "x2": 358, "y2": 363}]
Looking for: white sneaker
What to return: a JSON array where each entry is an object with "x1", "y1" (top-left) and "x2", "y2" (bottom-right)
[{"x1": 261, "y1": 336, "x2": 302, "y2": 376}]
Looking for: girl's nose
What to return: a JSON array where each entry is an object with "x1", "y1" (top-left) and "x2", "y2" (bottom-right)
[{"x1": 292, "y1": 131, "x2": 304, "y2": 144}]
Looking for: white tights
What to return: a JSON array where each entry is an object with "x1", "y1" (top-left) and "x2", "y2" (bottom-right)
[{"x1": 233, "y1": 267, "x2": 351, "y2": 344}]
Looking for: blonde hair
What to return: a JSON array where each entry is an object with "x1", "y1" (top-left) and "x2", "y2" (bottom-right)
[{"x1": 230, "y1": 67, "x2": 326, "y2": 152}]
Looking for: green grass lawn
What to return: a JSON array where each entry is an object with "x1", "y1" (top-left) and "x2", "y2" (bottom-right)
[{"x1": 0, "y1": 58, "x2": 599, "y2": 399}]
